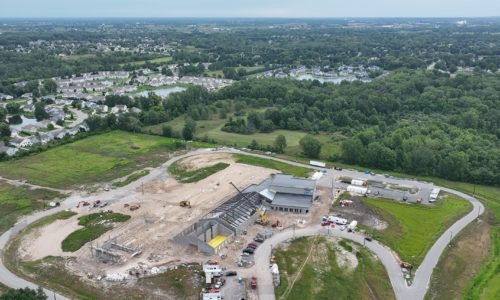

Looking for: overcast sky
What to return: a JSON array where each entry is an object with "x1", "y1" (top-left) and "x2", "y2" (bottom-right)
[{"x1": 1, "y1": 0, "x2": 499, "y2": 18}]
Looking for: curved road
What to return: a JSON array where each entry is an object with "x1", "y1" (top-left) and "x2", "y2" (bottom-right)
[{"x1": 0, "y1": 148, "x2": 484, "y2": 300}]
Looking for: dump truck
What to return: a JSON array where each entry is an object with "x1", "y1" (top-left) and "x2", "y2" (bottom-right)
[{"x1": 179, "y1": 201, "x2": 191, "y2": 208}]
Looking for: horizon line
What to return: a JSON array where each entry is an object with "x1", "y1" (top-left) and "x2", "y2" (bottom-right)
[{"x1": 1, "y1": 16, "x2": 500, "y2": 19}]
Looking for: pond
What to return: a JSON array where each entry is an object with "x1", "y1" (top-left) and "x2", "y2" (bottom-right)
[{"x1": 135, "y1": 86, "x2": 187, "y2": 98}]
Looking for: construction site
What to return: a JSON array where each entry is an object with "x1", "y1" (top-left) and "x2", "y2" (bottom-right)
[{"x1": 16, "y1": 152, "x2": 330, "y2": 291}]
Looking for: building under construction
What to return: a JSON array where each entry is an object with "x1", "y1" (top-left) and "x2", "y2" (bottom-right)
[
  {"x1": 90, "y1": 236, "x2": 142, "y2": 263},
  {"x1": 174, "y1": 191, "x2": 264, "y2": 255}
]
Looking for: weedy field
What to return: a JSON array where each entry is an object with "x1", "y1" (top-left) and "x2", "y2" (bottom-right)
[{"x1": 0, "y1": 131, "x2": 187, "y2": 189}]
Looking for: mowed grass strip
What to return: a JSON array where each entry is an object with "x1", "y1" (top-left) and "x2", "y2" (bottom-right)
[
  {"x1": 274, "y1": 237, "x2": 394, "y2": 300},
  {"x1": 112, "y1": 170, "x2": 150, "y2": 187},
  {"x1": 0, "y1": 131, "x2": 186, "y2": 189},
  {"x1": 0, "y1": 182, "x2": 64, "y2": 235},
  {"x1": 168, "y1": 162, "x2": 230, "y2": 183},
  {"x1": 363, "y1": 196, "x2": 471, "y2": 266},
  {"x1": 62, "y1": 212, "x2": 130, "y2": 252},
  {"x1": 233, "y1": 154, "x2": 311, "y2": 178}
]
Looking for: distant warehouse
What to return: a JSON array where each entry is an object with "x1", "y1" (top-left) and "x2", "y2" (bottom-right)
[{"x1": 245, "y1": 174, "x2": 316, "y2": 214}]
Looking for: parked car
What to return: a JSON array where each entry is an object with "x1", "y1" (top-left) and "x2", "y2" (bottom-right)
[
  {"x1": 364, "y1": 236, "x2": 373, "y2": 242},
  {"x1": 99, "y1": 201, "x2": 108, "y2": 208},
  {"x1": 225, "y1": 271, "x2": 237, "y2": 276},
  {"x1": 248, "y1": 242, "x2": 257, "y2": 248},
  {"x1": 247, "y1": 244, "x2": 257, "y2": 249},
  {"x1": 214, "y1": 279, "x2": 226, "y2": 289},
  {"x1": 243, "y1": 248, "x2": 254, "y2": 254},
  {"x1": 254, "y1": 236, "x2": 265, "y2": 243}
]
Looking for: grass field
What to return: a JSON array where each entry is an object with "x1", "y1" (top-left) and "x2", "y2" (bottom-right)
[
  {"x1": 427, "y1": 182, "x2": 500, "y2": 300},
  {"x1": 121, "y1": 55, "x2": 172, "y2": 67},
  {"x1": 363, "y1": 196, "x2": 471, "y2": 266},
  {"x1": 145, "y1": 115, "x2": 342, "y2": 159},
  {"x1": 0, "y1": 183, "x2": 64, "y2": 235},
  {"x1": 61, "y1": 212, "x2": 131, "y2": 252},
  {"x1": 274, "y1": 236, "x2": 395, "y2": 300},
  {"x1": 0, "y1": 131, "x2": 187, "y2": 189},
  {"x1": 426, "y1": 215, "x2": 491, "y2": 300},
  {"x1": 112, "y1": 170, "x2": 150, "y2": 187},
  {"x1": 233, "y1": 154, "x2": 311, "y2": 177},
  {"x1": 168, "y1": 162, "x2": 230, "y2": 183}
]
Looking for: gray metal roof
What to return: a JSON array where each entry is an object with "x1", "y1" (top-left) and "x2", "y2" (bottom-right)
[
  {"x1": 271, "y1": 194, "x2": 312, "y2": 209},
  {"x1": 243, "y1": 179, "x2": 272, "y2": 193},
  {"x1": 269, "y1": 174, "x2": 315, "y2": 195}
]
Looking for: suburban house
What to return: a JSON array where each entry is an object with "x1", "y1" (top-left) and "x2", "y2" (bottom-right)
[
  {"x1": 10, "y1": 137, "x2": 32, "y2": 148},
  {"x1": 21, "y1": 103, "x2": 35, "y2": 113},
  {"x1": 111, "y1": 104, "x2": 128, "y2": 114},
  {"x1": 96, "y1": 104, "x2": 109, "y2": 113},
  {"x1": 0, "y1": 93, "x2": 13, "y2": 101}
]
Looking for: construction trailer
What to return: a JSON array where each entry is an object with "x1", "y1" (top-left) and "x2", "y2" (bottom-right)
[
  {"x1": 429, "y1": 188, "x2": 440, "y2": 202},
  {"x1": 310, "y1": 160, "x2": 326, "y2": 168},
  {"x1": 328, "y1": 216, "x2": 348, "y2": 225},
  {"x1": 351, "y1": 179, "x2": 368, "y2": 187},
  {"x1": 174, "y1": 192, "x2": 264, "y2": 255},
  {"x1": 347, "y1": 185, "x2": 368, "y2": 195}
]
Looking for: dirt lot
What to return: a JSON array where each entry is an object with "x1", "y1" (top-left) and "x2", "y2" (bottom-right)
[
  {"x1": 332, "y1": 194, "x2": 388, "y2": 230},
  {"x1": 18, "y1": 153, "x2": 276, "y2": 276}
]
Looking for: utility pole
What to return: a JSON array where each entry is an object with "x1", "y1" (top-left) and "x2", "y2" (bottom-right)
[
  {"x1": 449, "y1": 231, "x2": 453, "y2": 246},
  {"x1": 293, "y1": 223, "x2": 296, "y2": 239},
  {"x1": 142, "y1": 183, "x2": 144, "y2": 195}
]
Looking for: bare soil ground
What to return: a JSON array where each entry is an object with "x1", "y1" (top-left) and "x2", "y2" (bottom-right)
[
  {"x1": 18, "y1": 215, "x2": 82, "y2": 260},
  {"x1": 18, "y1": 153, "x2": 276, "y2": 277},
  {"x1": 333, "y1": 195, "x2": 388, "y2": 230}
]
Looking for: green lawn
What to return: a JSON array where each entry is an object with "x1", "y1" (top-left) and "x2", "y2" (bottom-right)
[
  {"x1": 168, "y1": 162, "x2": 230, "y2": 183},
  {"x1": 234, "y1": 154, "x2": 312, "y2": 177},
  {"x1": 0, "y1": 131, "x2": 186, "y2": 189},
  {"x1": 146, "y1": 115, "x2": 342, "y2": 159},
  {"x1": 121, "y1": 55, "x2": 172, "y2": 67},
  {"x1": 112, "y1": 170, "x2": 150, "y2": 187},
  {"x1": 363, "y1": 197, "x2": 471, "y2": 266},
  {"x1": 274, "y1": 237, "x2": 395, "y2": 300},
  {"x1": 0, "y1": 183, "x2": 64, "y2": 235},
  {"x1": 61, "y1": 212, "x2": 131, "y2": 252}
]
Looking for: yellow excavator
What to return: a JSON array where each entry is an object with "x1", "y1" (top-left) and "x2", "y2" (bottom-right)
[{"x1": 255, "y1": 208, "x2": 269, "y2": 225}]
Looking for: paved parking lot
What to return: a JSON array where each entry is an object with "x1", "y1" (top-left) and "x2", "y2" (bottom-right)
[
  {"x1": 317, "y1": 168, "x2": 435, "y2": 204},
  {"x1": 222, "y1": 276, "x2": 246, "y2": 300}
]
